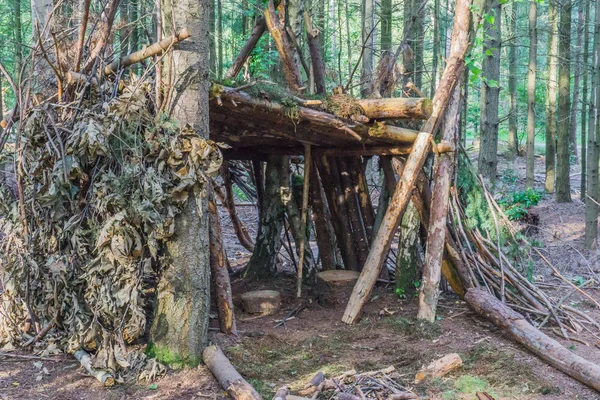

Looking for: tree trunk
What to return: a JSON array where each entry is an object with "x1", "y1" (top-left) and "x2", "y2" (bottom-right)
[
  {"x1": 305, "y1": 13, "x2": 326, "y2": 94},
  {"x1": 360, "y1": 0, "x2": 374, "y2": 97},
  {"x1": 220, "y1": 162, "x2": 254, "y2": 252},
  {"x1": 431, "y1": 0, "x2": 440, "y2": 96},
  {"x1": 417, "y1": 83, "x2": 462, "y2": 322},
  {"x1": 581, "y1": 0, "x2": 590, "y2": 201},
  {"x1": 546, "y1": 0, "x2": 559, "y2": 193},
  {"x1": 244, "y1": 155, "x2": 287, "y2": 279},
  {"x1": 208, "y1": 190, "x2": 237, "y2": 335},
  {"x1": 13, "y1": 0, "x2": 23, "y2": 82},
  {"x1": 381, "y1": 0, "x2": 392, "y2": 53},
  {"x1": 477, "y1": 0, "x2": 501, "y2": 182},
  {"x1": 217, "y1": 0, "x2": 223, "y2": 79},
  {"x1": 585, "y1": 0, "x2": 600, "y2": 247},
  {"x1": 466, "y1": 288, "x2": 600, "y2": 392},
  {"x1": 506, "y1": 0, "x2": 518, "y2": 160},
  {"x1": 570, "y1": 5, "x2": 585, "y2": 165},
  {"x1": 150, "y1": 0, "x2": 211, "y2": 367},
  {"x1": 396, "y1": 201, "x2": 420, "y2": 298},
  {"x1": 556, "y1": 0, "x2": 572, "y2": 202},
  {"x1": 525, "y1": 0, "x2": 536, "y2": 189}
]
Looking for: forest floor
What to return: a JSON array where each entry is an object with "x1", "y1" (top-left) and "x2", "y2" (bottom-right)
[{"x1": 1, "y1": 152, "x2": 600, "y2": 399}]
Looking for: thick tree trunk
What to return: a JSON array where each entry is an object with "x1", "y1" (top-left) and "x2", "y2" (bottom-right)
[
  {"x1": 507, "y1": 0, "x2": 518, "y2": 160},
  {"x1": 477, "y1": 0, "x2": 501, "y2": 182},
  {"x1": 466, "y1": 288, "x2": 600, "y2": 392},
  {"x1": 417, "y1": 83, "x2": 462, "y2": 322},
  {"x1": 585, "y1": 0, "x2": 600, "y2": 247},
  {"x1": 244, "y1": 155, "x2": 287, "y2": 279},
  {"x1": 309, "y1": 162, "x2": 340, "y2": 270},
  {"x1": 546, "y1": 0, "x2": 559, "y2": 193},
  {"x1": 305, "y1": 13, "x2": 326, "y2": 94},
  {"x1": 556, "y1": 0, "x2": 572, "y2": 202},
  {"x1": 208, "y1": 190, "x2": 237, "y2": 335},
  {"x1": 342, "y1": 0, "x2": 472, "y2": 324},
  {"x1": 150, "y1": 0, "x2": 211, "y2": 366},
  {"x1": 396, "y1": 201, "x2": 420, "y2": 298},
  {"x1": 525, "y1": 1, "x2": 536, "y2": 189}
]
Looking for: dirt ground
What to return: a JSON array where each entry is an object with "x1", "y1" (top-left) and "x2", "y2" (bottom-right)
[{"x1": 2, "y1": 152, "x2": 600, "y2": 399}]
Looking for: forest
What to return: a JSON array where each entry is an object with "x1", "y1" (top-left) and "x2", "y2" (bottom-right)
[{"x1": 1, "y1": 0, "x2": 600, "y2": 398}]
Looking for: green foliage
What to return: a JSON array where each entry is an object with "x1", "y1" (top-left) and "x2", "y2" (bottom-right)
[
  {"x1": 383, "y1": 317, "x2": 441, "y2": 340},
  {"x1": 498, "y1": 188, "x2": 542, "y2": 221}
]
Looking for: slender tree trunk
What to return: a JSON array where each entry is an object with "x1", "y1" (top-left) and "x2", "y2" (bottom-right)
[
  {"x1": 217, "y1": 0, "x2": 223, "y2": 79},
  {"x1": 570, "y1": 5, "x2": 585, "y2": 165},
  {"x1": 129, "y1": 0, "x2": 139, "y2": 55},
  {"x1": 556, "y1": 0, "x2": 572, "y2": 202},
  {"x1": 525, "y1": 0, "x2": 536, "y2": 189},
  {"x1": 13, "y1": 0, "x2": 23, "y2": 82},
  {"x1": 360, "y1": 0, "x2": 374, "y2": 97},
  {"x1": 244, "y1": 156, "x2": 287, "y2": 279},
  {"x1": 329, "y1": 0, "x2": 336, "y2": 62},
  {"x1": 585, "y1": 0, "x2": 600, "y2": 247},
  {"x1": 546, "y1": 0, "x2": 559, "y2": 193},
  {"x1": 309, "y1": 163, "x2": 340, "y2": 270},
  {"x1": 413, "y1": 3, "x2": 424, "y2": 90},
  {"x1": 477, "y1": 0, "x2": 502, "y2": 182},
  {"x1": 381, "y1": 0, "x2": 392, "y2": 53},
  {"x1": 581, "y1": 0, "x2": 590, "y2": 201},
  {"x1": 150, "y1": 0, "x2": 211, "y2": 367},
  {"x1": 507, "y1": 0, "x2": 518, "y2": 159},
  {"x1": 402, "y1": 0, "x2": 414, "y2": 86},
  {"x1": 431, "y1": 0, "x2": 440, "y2": 96}
]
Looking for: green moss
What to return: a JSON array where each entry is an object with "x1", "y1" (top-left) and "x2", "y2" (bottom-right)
[
  {"x1": 454, "y1": 375, "x2": 490, "y2": 393},
  {"x1": 383, "y1": 317, "x2": 441, "y2": 340},
  {"x1": 145, "y1": 341, "x2": 200, "y2": 368},
  {"x1": 323, "y1": 94, "x2": 363, "y2": 119}
]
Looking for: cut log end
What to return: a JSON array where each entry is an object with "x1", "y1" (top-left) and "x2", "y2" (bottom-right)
[
  {"x1": 240, "y1": 290, "x2": 281, "y2": 315},
  {"x1": 317, "y1": 270, "x2": 360, "y2": 307}
]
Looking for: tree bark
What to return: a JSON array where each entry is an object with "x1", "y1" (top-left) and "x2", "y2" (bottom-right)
[
  {"x1": 556, "y1": 0, "x2": 572, "y2": 202},
  {"x1": 244, "y1": 155, "x2": 287, "y2": 279},
  {"x1": 305, "y1": 13, "x2": 326, "y2": 95},
  {"x1": 546, "y1": 0, "x2": 559, "y2": 193},
  {"x1": 150, "y1": 0, "x2": 211, "y2": 366},
  {"x1": 570, "y1": 4, "x2": 585, "y2": 165},
  {"x1": 525, "y1": 0, "x2": 536, "y2": 189},
  {"x1": 466, "y1": 288, "x2": 600, "y2": 392},
  {"x1": 581, "y1": 0, "x2": 590, "y2": 201},
  {"x1": 209, "y1": 190, "x2": 237, "y2": 335},
  {"x1": 585, "y1": 0, "x2": 600, "y2": 247},
  {"x1": 477, "y1": 0, "x2": 501, "y2": 182},
  {"x1": 360, "y1": 0, "x2": 375, "y2": 97},
  {"x1": 506, "y1": 0, "x2": 518, "y2": 160},
  {"x1": 342, "y1": 0, "x2": 472, "y2": 324}
]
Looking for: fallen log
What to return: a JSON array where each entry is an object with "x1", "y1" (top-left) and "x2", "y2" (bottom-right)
[
  {"x1": 203, "y1": 345, "x2": 264, "y2": 400},
  {"x1": 414, "y1": 353, "x2": 463, "y2": 382},
  {"x1": 105, "y1": 28, "x2": 191, "y2": 75},
  {"x1": 465, "y1": 287, "x2": 600, "y2": 392},
  {"x1": 357, "y1": 97, "x2": 432, "y2": 120},
  {"x1": 74, "y1": 349, "x2": 114, "y2": 387}
]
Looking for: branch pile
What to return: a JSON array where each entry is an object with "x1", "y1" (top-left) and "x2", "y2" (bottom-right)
[{"x1": 0, "y1": 77, "x2": 223, "y2": 378}]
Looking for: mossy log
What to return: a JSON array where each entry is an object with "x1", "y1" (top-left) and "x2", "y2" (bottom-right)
[
  {"x1": 203, "y1": 345, "x2": 264, "y2": 400},
  {"x1": 466, "y1": 288, "x2": 600, "y2": 391},
  {"x1": 316, "y1": 270, "x2": 360, "y2": 307},
  {"x1": 240, "y1": 290, "x2": 281, "y2": 315},
  {"x1": 357, "y1": 97, "x2": 432, "y2": 120}
]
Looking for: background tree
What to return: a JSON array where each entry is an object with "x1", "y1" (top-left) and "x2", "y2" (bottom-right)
[
  {"x1": 525, "y1": 0, "x2": 536, "y2": 189},
  {"x1": 556, "y1": 0, "x2": 572, "y2": 202}
]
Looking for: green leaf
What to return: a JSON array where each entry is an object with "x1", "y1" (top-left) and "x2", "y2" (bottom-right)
[
  {"x1": 487, "y1": 79, "x2": 499, "y2": 88},
  {"x1": 148, "y1": 384, "x2": 158, "y2": 390}
]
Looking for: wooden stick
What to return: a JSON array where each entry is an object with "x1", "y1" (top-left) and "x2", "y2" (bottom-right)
[
  {"x1": 466, "y1": 288, "x2": 600, "y2": 391},
  {"x1": 74, "y1": 349, "x2": 114, "y2": 387},
  {"x1": 297, "y1": 144, "x2": 311, "y2": 297},
  {"x1": 203, "y1": 345, "x2": 264, "y2": 400},
  {"x1": 105, "y1": 29, "x2": 190, "y2": 75},
  {"x1": 74, "y1": 0, "x2": 91, "y2": 72}
]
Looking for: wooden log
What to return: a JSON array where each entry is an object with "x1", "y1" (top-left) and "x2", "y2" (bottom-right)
[
  {"x1": 240, "y1": 290, "x2": 281, "y2": 315},
  {"x1": 316, "y1": 270, "x2": 360, "y2": 307},
  {"x1": 347, "y1": 157, "x2": 376, "y2": 243},
  {"x1": 297, "y1": 144, "x2": 312, "y2": 297},
  {"x1": 263, "y1": 0, "x2": 302, "y2": 93},
  {"x1": 342, "y1": 0, "x2": 472, "y2": 324},
  {"x1": 308, "y1": 162, "x2": 339, "y2": 270},
  {"x1": 387, "y1": 394, "x2": 418, "y2": 400},
  {"x1": 368, "y1": 122, "x2": 419, "y2": 144},
  {"x1": 203, "y1": 345, "x2": 264, "y2": 400},
  {"x1": 357, "y1": 97, "x2": 433, "y2": 120},
  {"x1": 465, "y1": 287, "x2": 600, "y2": 392},
  {"x1": 74, "y1": 350, "x2": 114, "y2": 387},
  {"x1": 273, "y1": 386, "x2": 289, "y2": 400},
  {"x1": 417, "y1": 81, "x2": 462, "y2": 322},
  {"x1": 105, "y1": 29, "x2": 191, "y2": 75},
  {"x1": 414, "y1": 353, "x2": 463, "y2": 382},
  {"x1": 209, "y1": 189, "x2": 237, "y2": 335}
]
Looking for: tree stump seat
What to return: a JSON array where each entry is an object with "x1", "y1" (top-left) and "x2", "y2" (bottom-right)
[
  {"x1": 240, "y1": 290, "x2": 281, "y2": 315},
  {"x1": 316, "y1": 270, "x2": 360, "y2": 307}
]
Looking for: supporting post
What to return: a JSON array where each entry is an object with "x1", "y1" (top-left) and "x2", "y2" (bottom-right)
[
  {"x1": 341, "y1": 0, "x2": 472, "y2": 324},
  {"x1": 297, "y1": 144, "x2": 311, "y2": 297}
]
